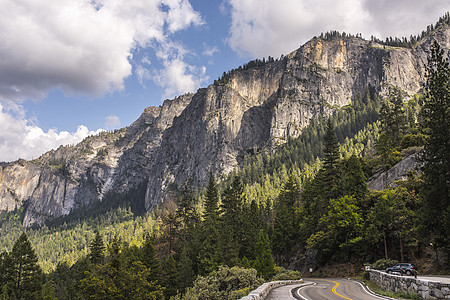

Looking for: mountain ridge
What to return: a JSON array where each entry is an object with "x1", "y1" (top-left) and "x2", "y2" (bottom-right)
[{"x1": 1, "y1": 21, "x2": 449, "y2": 226}]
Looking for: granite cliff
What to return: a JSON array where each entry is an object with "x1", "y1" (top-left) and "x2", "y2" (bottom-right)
[{"x1": 1, "y1": 23, "x2": 449, "y2": 226}]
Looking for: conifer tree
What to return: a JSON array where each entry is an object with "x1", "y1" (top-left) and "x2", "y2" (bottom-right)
[
  {"x1": 141, "y1": 235, "x2": 160, "y2": 283},
  {"x1": 10, "y1": 232, "x2": 42, "y2": 300},
  {"x1": 161, "y1": 255, "x2": 178, "y2": 298},
  {"x1": 0, "y1": 251, "x2": 13, "y2": 298},
  {"x1": 89, "y1": 231, "x2": 105, "y2": 265},
  {"x1": 219, "y1": 176, "x2": 245, "y2": 266},
  {"x1": 339, "y1": 154, "x2": 368, "y2": 201},
  {"x1": 273, "y1": 175, "x2": 299, "y2": 259},
  {"x1": 198, "y1": 175, "x2": 220, "y2": 275},
  {"x1": 322, "y1": 119, "x2": 341, "y2": 199},
  {"x1": 252, "y1": 230, "x2": 275, "y2": 279},
  {"x1": 419, "y1": 41, "x2": 450, "y2": 265}
]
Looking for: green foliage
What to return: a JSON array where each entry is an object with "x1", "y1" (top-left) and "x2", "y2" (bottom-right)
[
  {"x1": 1, "y1": 233, "x2": 43, "y2": 300},
  {"x1": 89, "y1": 232, "x2": 105, "y2": 265},
  {"x1": 370, "y1": 258, "x2": 399, "y2": 270},
  {"x1": 272, "y1": 268, "x2": 302, "y2": 281},
  {"x1": 252, "y1": 230, "x2": 275, "y2": 279},
  {"x1": 272, "y1": 175, "x2": 300, "y2": 259},
  {"x1": 182, "y1": 266, "x2": 263, "y2": 300},
  {"x1": 419, "y1": 40, "x2": 450, "y2": 264}
]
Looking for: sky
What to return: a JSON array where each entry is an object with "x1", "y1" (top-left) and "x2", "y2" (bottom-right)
[{"x1": 0, "y1": 0, "x2": 448, "y2": 162}]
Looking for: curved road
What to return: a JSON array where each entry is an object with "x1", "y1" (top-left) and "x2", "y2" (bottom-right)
[{"x1": 267, "y1": 278, "x2": 391, "y2": 300}]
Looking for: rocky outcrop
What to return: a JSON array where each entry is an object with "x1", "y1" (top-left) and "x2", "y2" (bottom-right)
[
  {"x1": 1, "y1": 23, "x2": 449, "y2": 226},
  {"x1": 368, "y1": 153, "x2": 421, "y2": 191}
]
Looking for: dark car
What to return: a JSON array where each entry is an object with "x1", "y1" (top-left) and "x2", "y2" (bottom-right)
[{"x1": 386, "y1": 263, "x2": 417, "y2": 276}]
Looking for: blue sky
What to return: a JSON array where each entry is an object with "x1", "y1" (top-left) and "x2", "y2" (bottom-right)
[{"x1": 0, "y1": 0, "x2": 447, "y2": 162}]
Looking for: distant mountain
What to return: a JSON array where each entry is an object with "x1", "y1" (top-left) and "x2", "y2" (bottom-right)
[{"x1": 1, "y1": 20, "x2": 449, "y2": 227}]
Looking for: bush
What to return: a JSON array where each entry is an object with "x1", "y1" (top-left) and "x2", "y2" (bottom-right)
[
  {"x1": 272, "y1": 267, "x2": 302, "y2": 281},
  {"x1": 370, "y1": 258, "x2": 399, "y2": 270},
  {"x1": 182, "y1": 266, "x2": 264, "y2": 300}
]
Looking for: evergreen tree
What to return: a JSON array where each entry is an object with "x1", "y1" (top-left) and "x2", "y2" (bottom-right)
[
  {"x1": 419, "y1": 41, "x2": 450, "y2": 265},
  {"x1": 89, "y1": 232, "x2": 105, "y2": 265},
  {"x1": 0, "y1": 251, "x2": 13, "y2": 299},
  {"x1": 177, "y1": 245, "x2": 195, "y2": 292},
  {"x1": 161, "y1": 255, "x2": 178, "y2": 298},
  {"x1": 376, "y1": 86, "x2": 407, "y2": 172},
  {"x1": 176, "y1": 185, "x2": 198, "y2": 245},
  {"x1": 198, "y1": 175, "x2": 220, "y2": 275},
  {"x1": 141, "y1": 235, "x2": 160, "y2": 283},
  {"x1": 322, "y1": 119, "x2": 341, "y2": 199},
  {"x1": 252, "y1": 230, "x2": 275, "y2": 280},
  {"x1": 10, "y1": 232, "x2": 43, "y2": 300},
  {"x1": 272, "y1": 175, "x2": 299, "y2": 259},
  {"x1": 339, "y1": 154, "x2": 368, "y2": 201},
  {"x1": 219, "y1": 176, "x2": 245, "y2": 266}
]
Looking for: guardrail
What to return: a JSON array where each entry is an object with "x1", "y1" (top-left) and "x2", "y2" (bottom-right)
[
  {"x1": 368, "y1": 270, "x2": 450, "y2": 299},
  {"x1": 240, "y1": 279, "x2": 304, "y2": 300}
]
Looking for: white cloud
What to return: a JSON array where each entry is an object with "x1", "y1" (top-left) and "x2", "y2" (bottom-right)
[
  {"x1": 0, "y1": 103, "x2": 102, "y2": 162},
  {"x1": 227, "y1": 0, "x2": 449, "y2": 58},
  {"x1": 0, "y1": 0, "x2": 203, "y2": 101},
  {"x1": 105, "y1": 115, "x2": 121, "y2": 129},
  {"x1": 203, "y1": 44, "x2": 219, "y2": 57},
  {"x1": 150, "y1": 40, "x2": 208, "y2": 99},
  {"x1": 153, "y1": 58, "x2": 208, "y2": 99}
]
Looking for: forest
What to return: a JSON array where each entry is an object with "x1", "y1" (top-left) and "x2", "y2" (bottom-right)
[{"x1": 0, "y1": 40, "x2": 448, "y2": 300}]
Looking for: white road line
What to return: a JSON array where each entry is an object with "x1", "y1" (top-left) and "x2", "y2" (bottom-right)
[
  {"x1": 295, "y1": 282, "x2": 315, "y2": 300},
  {"x1": 352, "y1": 280, "x2": 395, "y2": 300}
]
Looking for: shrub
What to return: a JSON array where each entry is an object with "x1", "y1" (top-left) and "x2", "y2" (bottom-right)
[
  {"x1": 182, "y1": 266, "x2": 264, "y2": 300},
  {"x1": 370, "y1": 258, "x2": 399, "y2": 270},
  {"x1": 272, "y1": 267, "x2": 302, "y2": 281}
]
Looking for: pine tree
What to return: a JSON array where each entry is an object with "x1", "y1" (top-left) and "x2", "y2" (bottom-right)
[
  {"x1": 322, "y1": 119, "x2": 341, "y2": 199},
  {"x1": 10, "y1": 232, "x2": 42, "y2": 300},
  {"x1": 89, "y1": 232, "x2": 105, "y2": 265},
  {"x1": 219, "y1": 176, "x2": 245, "y2": 266},
  {"x1": 339, "y1": 154, "x2": 368, "y2": 201},
  {"x1": 141, "y1": 235, "x2": 160, "y2": 283},
  {"x1": 272, "y1": 175, "x2": 299, "y2": 259},
  {"x1": 0, "y1": 251, "x2": 13, "y2": 298},
  {"x1": 198, "y1": 175, "x2": 220, "y2": 275},
  {"x1": 161, "y1": 255, "x2": 178, "y2": 298},
  {"x1": 419, "y1": 41, "x2": 450, "y2": 265},
  {"x1": 252, "y1": 230, "x2": 275, "y2": 279}
]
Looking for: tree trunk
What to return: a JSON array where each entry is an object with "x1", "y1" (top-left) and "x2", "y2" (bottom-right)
[{"x1": 384, "y1": 233, "x2": 388, "y2": 260}]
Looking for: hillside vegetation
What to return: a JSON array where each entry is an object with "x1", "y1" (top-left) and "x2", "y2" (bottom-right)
[{"x1": 0, "y1": 32, "x2": 449, "y2": 300}]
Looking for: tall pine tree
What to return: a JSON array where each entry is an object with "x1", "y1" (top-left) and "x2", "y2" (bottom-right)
[
  {"x1": 198, "y1": 175, "x2": 220, "y2": 275},
  {"x1": 419, "y1": 41, "x2": 450, "y2": 265},
  {"x1": 10, "y1": 232, "x2": 43, "y2": 300},
  {"x1": 89, "y1": 231, "x2": 105, "y2": 265}
]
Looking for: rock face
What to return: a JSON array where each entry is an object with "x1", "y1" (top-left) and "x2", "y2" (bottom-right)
[
  {"x1": 1, "y1": 23, "x2": 450, "y2": 226},
  {"x1": 368, "y1": 154, "x2": 420, "y2": 191}
]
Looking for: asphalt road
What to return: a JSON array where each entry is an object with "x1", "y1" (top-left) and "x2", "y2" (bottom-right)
[{"x1": 291, "y1": 278, "x2": 390, "y2": 300}]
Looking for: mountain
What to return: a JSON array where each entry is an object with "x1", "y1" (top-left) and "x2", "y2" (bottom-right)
[{"x1": 1, "y1": 21, "x2": 449, "y2": 227}]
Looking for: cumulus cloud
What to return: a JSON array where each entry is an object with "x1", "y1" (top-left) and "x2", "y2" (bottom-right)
[
  {"x1": 0, "y1": 0, "x2": 203, "y2": 101},
  {"x1": 152, "y1": 41, "x2": 208, "y2": 98},
  {"x1": 227, "y1": 0, "x2": 448, "y2": 58},
  {"x1": 153, "y1": 58, "x2": 208, "y2": 99},
  {"x1": 0, "y1": 103, "x2": 102, "y2": 162},
  {"x1": 105, "y1": 115, "x2": 121, "y2": 129}
]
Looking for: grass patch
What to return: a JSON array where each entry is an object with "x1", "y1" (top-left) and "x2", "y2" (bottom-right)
[{"x1": 362, "y1": 278, "x2": 421, "y2": 300}]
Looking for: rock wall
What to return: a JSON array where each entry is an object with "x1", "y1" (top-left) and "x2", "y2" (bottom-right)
[
  {"x1": 240, "y1": 280, "x2": 304, "y2": 300},
  {"x1": 368, "y1": 153, "x2": 420, "y2": 191},
  {"x1": 1, "y1": 23, "x2": 450, "y2": 226},
  {"x1": 369, "y1": 270, "x2": 450, "y2": 299}
]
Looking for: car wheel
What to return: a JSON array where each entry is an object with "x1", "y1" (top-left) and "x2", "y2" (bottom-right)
[
  {"x1": 387, "y1": 270, "x2": 390, "y2": 274},
  {"x1": 406, "y1": 270, "x2": 411, "y2": 276}
]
